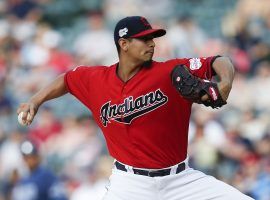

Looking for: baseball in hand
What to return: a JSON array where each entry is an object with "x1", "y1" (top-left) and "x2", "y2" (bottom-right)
[{"x1": 18, "y1": 112, "x2": 31, "y2": 126}]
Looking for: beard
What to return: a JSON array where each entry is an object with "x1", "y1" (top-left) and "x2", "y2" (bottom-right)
[{"x1": 142, "y1": 59, "x2": 153, "y2": 68}]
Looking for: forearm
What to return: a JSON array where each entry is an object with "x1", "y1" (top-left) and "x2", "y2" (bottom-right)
[
  {"x1": 17, "y1": 74, "x2": 68, "y2": 125},
  {"x1": 212, "y1": 56, "x2": 234, "y2": 85},
  {"x1": 29, "y1": 73, "x2": 68, "y2": 107},
  {"x1": 212, "y1": 56, "x2": 235, "y2": 100}
]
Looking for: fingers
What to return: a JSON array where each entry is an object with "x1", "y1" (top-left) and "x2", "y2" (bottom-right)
[
  {"x1": 201, "y1": 94, "x2": 209, "y2": 101},
  {"x1": 29, "y1": 104, "x2": 35, "y2": 117},
  {"x1": 217, "y1": 82, "x2": 231, "y2": 101},
  {"x1": 27, "y1": 104, "x2": 36, "y2": 125},
  {"x1": 17, "y1": 103, "x2": 25, "y2": 115},
  {"x1": 17, "y1": 103, "x2": 29, "y2": 118},
  {"x1": 17, "y1": 102, "x2": 36, "y2": 126}
]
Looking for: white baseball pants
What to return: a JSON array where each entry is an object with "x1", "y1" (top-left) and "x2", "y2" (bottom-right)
[{"x1": 103, "y1": 166, "x2": 254, "y2": 200}]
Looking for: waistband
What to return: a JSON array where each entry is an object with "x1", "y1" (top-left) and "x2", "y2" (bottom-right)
[{"x1": 114, "y1": 159, "x2": 188, "y2": 177}]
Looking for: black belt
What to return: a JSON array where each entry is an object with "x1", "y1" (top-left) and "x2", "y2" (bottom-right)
[{"x1": 115, "y1": 161, "x2": 186, "y2": 177}]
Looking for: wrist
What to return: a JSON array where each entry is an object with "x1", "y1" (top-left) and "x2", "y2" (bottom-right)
[
  {"x1": 217, "y1": 81, "x2": 232, "y2": 101},
  {"x1": 29, "y1": 96, "x2": 42, "y2": 108},
  {"x1": 219, "y1": 80, "x2": 232, "y2": 89}
]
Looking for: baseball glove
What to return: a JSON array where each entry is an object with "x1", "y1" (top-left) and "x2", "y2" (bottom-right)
[{"x1": 171, "y1": 64, "x2": 227, "y2": 108}]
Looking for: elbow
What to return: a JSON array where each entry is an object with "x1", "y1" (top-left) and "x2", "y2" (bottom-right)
[
  {"x1": 215, "y1": 56, "x2": 235, "y2": 75},
  {"x1": 212, "y1": 56, "x2": 235, "y2": 87},
  {"x1": 225, "y1": 56, "x2": 235, "y2": 77},
  {"x1": 221, "y1": 55, "x2": 234, "y2": 65}
]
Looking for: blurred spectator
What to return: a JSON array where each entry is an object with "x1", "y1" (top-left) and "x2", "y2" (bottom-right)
[
  {"x1": 222, "y1": 0, "x2": 270, "y2": 75},
  {"x1": 28, "y1": 107, "x2": 62, "y2": 147},
  {"x1": 238, "y1": 109, "x2": 268, "y2": 142},
  {"x1": 151, "y1": 20, "x2": 173, "y2": 60},
  {"x1": 0, "y1": 131, "x2": 25, "y2": 185},
  {"x1": 231, "y1": 153, "x2": 260, "y2": 198},
  {"x1": 73, "y1": 11, "x2": 117, "y2": 66},
  {"x1": 226, "y1": 72, "x2": 253, "y2": 110},
  {"x1": 7, "y1": 0, "x2": 39, "y2": 19},
  {"x1": 45, "y1": 115, "x2": 103, "y2": 182},
  {"x1": 70, "y1": 155, "x2": 113, "y2": 200},
  {"x1": 167, "y1": 14, "x2": 207, "y2": 57},
  {"x1": 250, "y1": 156, "x2": 270, "y2": 200},
  {"x1": 189, "y1": 106, "x2": 226, "y2": 174},
  {"x1": 249, "y1": 60, "x2": 270, "y2": 113},
  {"x1": 0, "y1": 86, "x2": 13, "y2": 134},
  {"x1": 11, "y1": 140, "x2": 67, "y2": 200},
  {"x1": 104, "y1": 0, "x2": 173, "y2": 22},
  {"x1": 1, "y1": 169, "x2": 20, "y2": 200},
  {"x1": 47, "y1": 45, "x2": 74, "y2": 74},
  {"x1": 226, "y1": 41, "x2": 251, "y2": 74},
  {"x1": 8, "y1": 0, "x2": 42, "y2": 43}
]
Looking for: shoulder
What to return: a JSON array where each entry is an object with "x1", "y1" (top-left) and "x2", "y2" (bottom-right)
[
  {"x1": 66, "y1": 64, "x2": 115, "y2": 77},
  {"x1": 70, "y1": 65, "x2": 110, "y2": 73},
  {"x1": 155, "y1": 57, "x2": 219, "y2": 70},
  {"x1": 151, "y1": 59, "x2": 189, "y2": 72},
  {"x1": 152, "y1": 59, "x2": 189, "y2": 66}
]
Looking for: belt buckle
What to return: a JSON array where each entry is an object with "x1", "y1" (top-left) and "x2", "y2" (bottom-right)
[
  {"x1": 148, "y1": 171, "x2": 155, "y2": 177},
  {"x1": 137, "y1": 169, "x2": 159, "y2": 177},
  {"x1": 148, "y1": 169, "x2": 169, "y2": 177}
]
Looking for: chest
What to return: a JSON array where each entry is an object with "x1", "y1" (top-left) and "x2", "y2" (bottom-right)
[{"x1": 89, "y1": 67, "x2": 176, "y2": 127}]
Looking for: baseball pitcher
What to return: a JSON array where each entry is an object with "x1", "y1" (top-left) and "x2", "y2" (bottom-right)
[{"x1": 17, "y1": 16, "x2": 254, "y2": 200}]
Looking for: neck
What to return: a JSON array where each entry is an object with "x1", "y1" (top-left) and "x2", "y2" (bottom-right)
[{"x1": 118, "y1": 57, "x2": 144, "y2": 82}]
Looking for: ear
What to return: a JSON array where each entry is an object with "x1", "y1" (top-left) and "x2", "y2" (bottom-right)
[{"x1": 118, "y1": 38, "x2": 129, "y2": 52}]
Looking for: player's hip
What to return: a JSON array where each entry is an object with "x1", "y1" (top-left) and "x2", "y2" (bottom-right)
[
  {"x1": 112, "y1": 157, "x2": 189, "y2": 178},
  {"x1": 103, "y1": 162, "x2": 254, "y2": 200}
]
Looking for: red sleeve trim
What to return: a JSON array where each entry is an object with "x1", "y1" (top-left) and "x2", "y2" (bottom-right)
[{"x1": 64, "y1": 72, "x2": 72, "y2": 94}]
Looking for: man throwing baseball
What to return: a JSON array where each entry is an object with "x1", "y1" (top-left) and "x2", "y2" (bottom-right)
[{"x1": 17, "y1": 16, "x2": 254, "y2": 200}]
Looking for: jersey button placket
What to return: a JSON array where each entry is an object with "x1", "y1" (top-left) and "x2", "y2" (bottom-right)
[{"x1": 121, "y1": 85, "x2": 127, "y2": 121}]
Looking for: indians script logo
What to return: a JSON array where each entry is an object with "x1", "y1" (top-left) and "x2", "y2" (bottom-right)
[{"x1": 100, "y1": 89, "x2": 168, "y2": 127}]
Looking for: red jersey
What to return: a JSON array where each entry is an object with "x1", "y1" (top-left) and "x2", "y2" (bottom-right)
[{"x1": 64, "y1": 57, "x2": 216, "y2": 168}]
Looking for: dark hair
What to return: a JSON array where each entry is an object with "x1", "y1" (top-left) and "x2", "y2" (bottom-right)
[{"x1": 116, "y1": 43, "x2": 120, "y2": 54}]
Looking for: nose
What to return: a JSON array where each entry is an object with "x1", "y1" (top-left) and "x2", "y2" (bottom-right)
[{"x1": 148, "y1": 39, "x2": 155, "y2": 48}]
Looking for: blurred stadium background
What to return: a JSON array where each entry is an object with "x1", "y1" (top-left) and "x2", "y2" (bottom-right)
[{"x1": 0, "y1": 0, "x2": 270, "y2": 199}]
